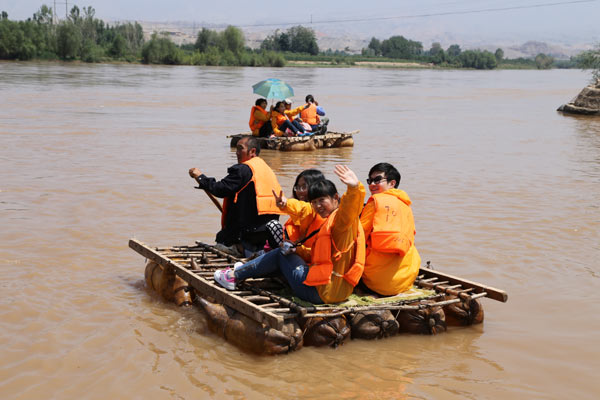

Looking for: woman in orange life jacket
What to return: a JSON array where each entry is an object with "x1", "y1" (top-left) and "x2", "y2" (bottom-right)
[
  {"x1": 270, "y1": 101, "x2": 306, "y2": 137},
  {"x1": 249, "y1": 98, "x2": 273, "y2": 137},
  {"x1": 265, "y1": 169, "x2": 326, "y2": 262},
  {"x1": 300, "y1": 94, "x2": 330, "y2": 134},
  {"x1": 358, "y1": 163, "x2": 421, "y2": 296},
  {"x1": 214, "y1": 165, "x2": 366, "y2": 304},
  {"x1": 283, "y1": 98, "x2": 312, "y2": 137}
]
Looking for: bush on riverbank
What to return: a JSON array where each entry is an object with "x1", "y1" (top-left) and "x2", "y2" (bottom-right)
[
  {"x1": 0, "y1": 6, "x2": 143, "y2": 62},
  {"x1": 577, "y1": 43, "x2": 600, "y2": 81}
]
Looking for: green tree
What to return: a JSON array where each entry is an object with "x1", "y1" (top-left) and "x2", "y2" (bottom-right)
[
  {"x1": 367, "y1": 37, "x2": 381, "y2": 56},
  {"x1": 32, "y1": 5, "x2": 53, "y2": 24},
  {"x1": 576, "y1": 44, "x2": 600, "y2": 81},
  {"x1": 429, "y1": 42, "x2": 445, "y2": 64},
  {"x1": 109, "y1": 33, "x2": 127, "y2": 58},
  {"x1": 56, "y1": 22, "x2": 81, "y2": 59},
  {"x1": 447, "y1": 44, "x2": 461, "y2": 58},
  {"x1": 288, "y1": 26, "x2": 318, "y2": 55},
  {"x1": 261, "y1": 29, "x2": 291, "y2": 52},
  {"x1": 1, "y1": 11, "x2": 8, "y2": 20},
  {"x1": 459, "y1": 49, "x2": 497, "y2": 69},
  {"x1": 261, "y1": 26, "x2": 317, "y2": 54},
  {"x1": 141, "y1": 33, "x2": 182, "y2": 64},
  {"x1": 534, "y1": 53, "x2": 554, "y2": 69},
  {"x1": 195, "y1": 28, "x2": 219, "y2": 52},
  {"x1": 220, "y1": 25, "x2": 244, "y2": 53},
  {"x1": 494, "y1": 48, "x2": 504, "y2": 63},
  {"x1": 380, "y1": 35, "x2": 423, "y2": 59},
  {"x1": 68, "y1": 5, "x2": 81, "y2": 25}
]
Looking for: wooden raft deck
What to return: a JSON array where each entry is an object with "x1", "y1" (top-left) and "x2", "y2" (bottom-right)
[
  {"x1": 129, "y1": 239, "x2": 507, "y2": 330},
  {"x1": 228, "y1": 130, "x2": 358, "y2": 151}
]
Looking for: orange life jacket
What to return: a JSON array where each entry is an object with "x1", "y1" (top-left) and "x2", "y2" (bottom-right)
[
  {"x1": 368, "y1": 192, "x2": 415, "y2": 257},
  {"x1": 234, "y1": 157, "x2": 284, "y2": 216},
  {"x1": 300, "y1": 103, "x2": 319, "y2": 125},
  {"x1": 249, "y1": 105, "x2": 268, "y2": 135},
  {"x1": 284, "y1": 213, "x2": 325, "y2": 248},
  {"x1": 304, "y1": 209, "x2": 366, "y2": 287},
  {"x1": 272, "y1": 110, "x2": 287, "y2": 127}
]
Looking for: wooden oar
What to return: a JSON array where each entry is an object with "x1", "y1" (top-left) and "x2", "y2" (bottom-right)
[{"x1": 202, "y1": 188, "x2": 223, "y2": 213}]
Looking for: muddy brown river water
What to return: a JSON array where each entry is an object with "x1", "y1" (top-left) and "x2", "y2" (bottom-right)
[{"x1": 1, "y1": 61, "x2": 599, "y2": 399}]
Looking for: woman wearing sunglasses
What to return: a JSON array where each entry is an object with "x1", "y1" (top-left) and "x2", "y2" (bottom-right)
[
  {"x1": 359, "y1": 163, "x2": 421, "y2": 296},
  {"x1": 213, "y1": 165, "x2": 366, "y2": 305}
]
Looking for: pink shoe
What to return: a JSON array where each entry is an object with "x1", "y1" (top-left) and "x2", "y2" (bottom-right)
[{"x1": 213, "y1": 268, "x2": 236, "y2": 290}]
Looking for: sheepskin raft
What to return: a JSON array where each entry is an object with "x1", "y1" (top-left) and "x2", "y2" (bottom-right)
[
  {"x1": 228, "y1": 130, "x2": 357, "y2": 151},
  {"x1": 129, "y1": 239, "x2": 507, "y2": 355}
]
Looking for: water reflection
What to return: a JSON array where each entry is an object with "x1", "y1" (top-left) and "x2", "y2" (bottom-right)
[{"x1": 570, "y1": 115, "x2": 600, "y2": 180}]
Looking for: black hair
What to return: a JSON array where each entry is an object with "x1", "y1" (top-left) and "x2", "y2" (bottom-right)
[
  {"x1": 245, "y1": 136, "x2": 261, "y2": 156},
  {"x1": 255, "y1": 98, "x2": 267, "y2": 106},
  {"x1": 274, "y1": 101, "x2": 285, "y2": 110},
  {"x1": 308, "y1": 179, "x2": 338, "y2": 202},
  {"x1": 369, "y1": 162, "x2": 401, "y2": 188},
  {"x1": 305, "y1": 94, "x2": 314, "y2": 103},
  {"x1": 292, "y1": 169, "x2": 325, "y2": 199}
]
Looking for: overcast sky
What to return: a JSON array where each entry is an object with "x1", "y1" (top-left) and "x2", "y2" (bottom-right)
[{"x1": 3, "y1": 0, "x2": 599, "y2": 44}]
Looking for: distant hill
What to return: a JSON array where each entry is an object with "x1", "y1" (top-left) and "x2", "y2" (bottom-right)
[{"x1": 132, "y1": 20, "x2": 594, "y2": 60}]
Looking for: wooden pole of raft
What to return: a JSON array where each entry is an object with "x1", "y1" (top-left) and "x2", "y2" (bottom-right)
[{"x1": 203, "y1": 190, "x2": 223, "y2": 213}]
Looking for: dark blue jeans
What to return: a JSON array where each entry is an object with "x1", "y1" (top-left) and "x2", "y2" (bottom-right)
[
  {"x1": 234, "y1": 248, "x2": 323, "y2": 304},
  {"x1": 278, "y1": 120, "x2": 299, "y2": 135},
  {"x1": 290, "y1": 119, "x2": 306, "y2": 133}
]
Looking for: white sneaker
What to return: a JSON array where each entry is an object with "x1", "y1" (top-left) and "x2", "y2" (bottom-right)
[
  {"x1": 233, "y1": 262, "x2": 244, "y2": 272},
  {"x1": 213, "y1": 268, "x2": 236, "y2": 290}
]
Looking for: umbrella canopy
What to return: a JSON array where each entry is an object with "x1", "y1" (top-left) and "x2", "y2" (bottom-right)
[{"x1": 252, "y1": 78, "x2": 294, "y2": 100}]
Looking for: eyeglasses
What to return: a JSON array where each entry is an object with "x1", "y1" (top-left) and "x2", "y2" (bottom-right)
[
  {"x1": 294, "y1": 185, "x2": 308, "y2": 192},
  {"x1": 366, "y1": 176, "x2": 387, "y2": 185}
]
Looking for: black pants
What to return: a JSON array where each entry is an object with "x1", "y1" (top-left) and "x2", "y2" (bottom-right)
[{"x1": 258, "y1": 122, "x2": 273, "y2": 137}]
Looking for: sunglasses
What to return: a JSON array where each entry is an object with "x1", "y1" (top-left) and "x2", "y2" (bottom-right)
[{"x1": 366, "y1": 176, "x2": 387, "y2": 185}]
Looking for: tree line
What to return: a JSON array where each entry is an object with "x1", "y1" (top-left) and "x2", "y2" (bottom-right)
[
  {"x1": 0, "y1": 6, "x2": 143, "y2": 62},
  {"x1": 0, "y1": 5, "x2": 291, "y2": 67},
  {"x1": 1, "y1": 4, "x2": 595, "y2": 73}
]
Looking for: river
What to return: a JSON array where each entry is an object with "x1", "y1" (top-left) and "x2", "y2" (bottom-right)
[{"x1": 1, "y1": 61, "x2": 599, "y2": 399}]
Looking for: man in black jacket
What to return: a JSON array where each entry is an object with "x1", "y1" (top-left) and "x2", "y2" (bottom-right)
[{"x1": 189, "y1": 136, "x2": 281, "y2": 256}]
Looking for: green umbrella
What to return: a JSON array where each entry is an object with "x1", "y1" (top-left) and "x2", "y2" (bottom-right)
[{"x1": 252, "y1": 78, "x2": 294, "y2": 100}]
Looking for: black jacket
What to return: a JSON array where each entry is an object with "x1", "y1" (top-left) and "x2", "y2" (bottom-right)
[{"x1": 197, "y1": 163, "x2": 279, "y2": 245}]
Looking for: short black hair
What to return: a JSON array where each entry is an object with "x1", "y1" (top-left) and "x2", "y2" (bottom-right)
[
  {"x1": 255, "y1": 98, "x2": 267, "y2": 106},
  {"x1": 369, "y1": 163, "x2": 401, "y2": 188},
  {"x1": 274, "y1": 100, "x2": 285, "y2": 110},
  {"x1": 245, "y1": 136, "x2": 261, "y2": 155},
  {"x1": 293, "y1": 169, "x2": 325, "y2": 199},
  {"x1": 308, "y1": 179, "x2": 337, "y2": 202},
  {"x1": 305, "y1": 94, "x2": 314, "y2": 103}
]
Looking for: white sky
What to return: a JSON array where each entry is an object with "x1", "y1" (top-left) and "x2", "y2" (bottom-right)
[{"x1": 2, "y1": 0, "x2": 599, "y2": 44}]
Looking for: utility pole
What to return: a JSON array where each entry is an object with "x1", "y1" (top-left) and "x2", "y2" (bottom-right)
[
  {"x1": 65, "y1": 0, "x2": 68, "y2": 19},
  {"x1": 53, "y1": 0, "x2": 56, "y2": 24}
]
